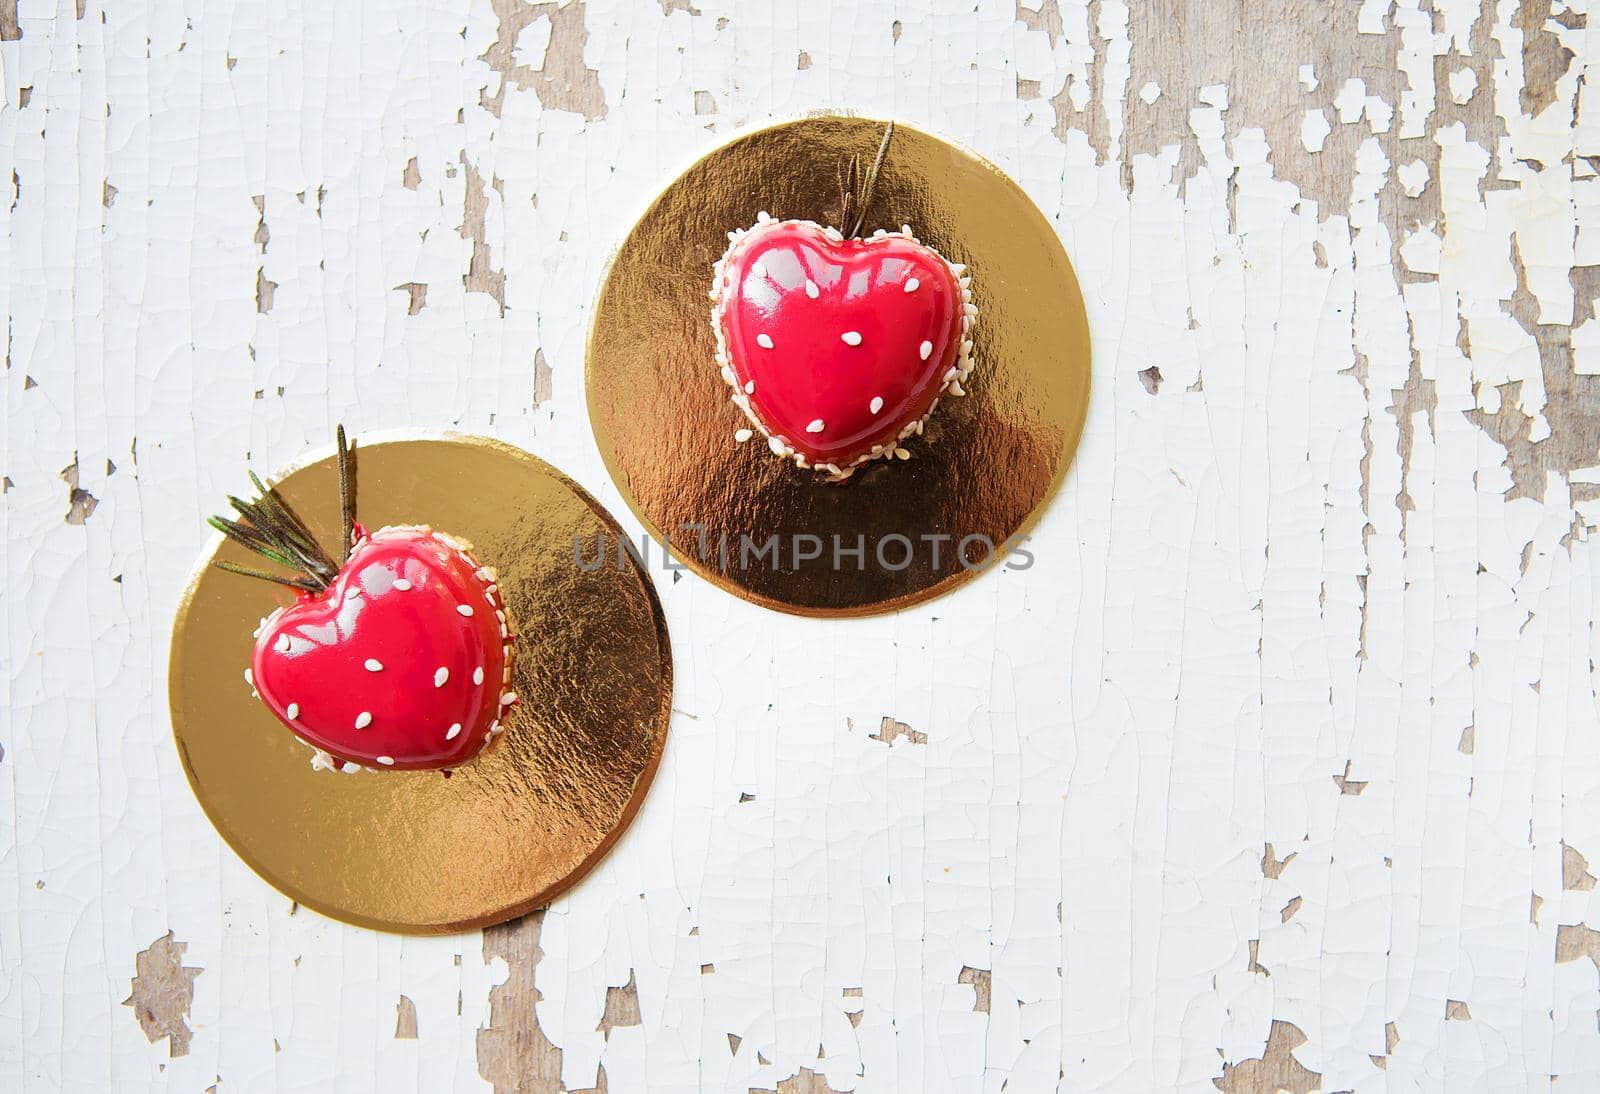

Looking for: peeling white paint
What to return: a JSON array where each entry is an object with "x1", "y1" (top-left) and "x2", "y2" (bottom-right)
[
  {"x1": 1301, "y1": 108, "x2": 1332, "y2": 154},
  {"x1": 1335, "y1": 76, "x2": 1370, "y2": 123},
  {"x1": 1398, "y1": 157, "x2": 1431, "y2": 196},
  {"x1": 1400, "y1": 222, "x2": 1443, "y2": 274}
]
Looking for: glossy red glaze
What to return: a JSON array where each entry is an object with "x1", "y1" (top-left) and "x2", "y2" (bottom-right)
[
  {"x1": 714, "y1": 220, "x2": 966, "y2": 470},
  {"x1": 250, "y1": 525, "x2": 515, "y2": 771}
]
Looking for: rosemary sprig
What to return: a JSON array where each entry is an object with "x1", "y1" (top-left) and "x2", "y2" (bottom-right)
[
  {"x1": 838, "y1": 120, "x2": 895, "y2": 239},
  {"x1": 213, "y1": 560, "x2": 324, "y2": 592},
  {"x1": 207, "y1": 426, "x2": 358, "y2": 592}
]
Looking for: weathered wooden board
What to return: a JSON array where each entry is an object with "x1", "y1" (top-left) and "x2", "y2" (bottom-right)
[{"x1": 4, "y1": 0, "x2": 1600, "y2": 1090}]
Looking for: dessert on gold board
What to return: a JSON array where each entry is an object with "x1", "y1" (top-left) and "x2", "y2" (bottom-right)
[
  {"x1": 587, "y1": 115, "x2": 1090, "y2": 616},
  {"x1": 709, "y1": 124, "x2": 976, "y2": 482},
  {"x1": 214, "y1": 428, "x2": 517, "y2": 773}
]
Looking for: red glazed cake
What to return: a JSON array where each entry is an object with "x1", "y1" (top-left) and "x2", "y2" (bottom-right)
[
  {"x1": 248, "y1": 525, "x2": 517, "y2": 773},
  {"x1": 213, "y1": 429, "x2": 518, "y2": 774},
  {"x1": 710, "y1": 212, "x2": 976, "y2": 482}
]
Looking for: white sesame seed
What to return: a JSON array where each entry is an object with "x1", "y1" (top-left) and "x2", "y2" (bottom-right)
[
  {"x1": 276, "y1": 633, "x2": 291, "y2": 653},
  {"x1": 341, "y1": 761, "x2": 360, "y2": 774},
  {"x1": 473, "y1": 666, "x2": 485, "y2": 685},
  {"x1": 824, "y1": 226, "x2": 843, "y2": 241},
  {"x1": 446, "y1": 723, "x2": 462, "y2": 741},
  {"x1": 919, "y1": 340, "x2": 933, "y2": 360},
  {"x1": 805, "y1": 279, "x2": 819, "y2": 298},
  {"x1": 841, "y1": 331, "x2": 862, "y2": 346},
  {"x1": 355, "y1": 711, "x2": 372, "y2": 729},
  {"x1": 756, "y1": 333, "x2": 774, "y2": 349},
  {"x1": 904, "y1": 277, "x2": 920, "y2": 293},
  {"x1": 376, "y1": 756, "x2": 395, "y2": 766},
  {"x1": 435, "y1": 667, "x2": 449, "y2": 687},
  {"x1": 286, "y1": 703, "x2": 300, "y2": 720},
  {"x1": 393, "y1": 578, "x2": 411, "y2": 591},
  {"x1": 500, "y1": 623, "x2": 508, "y2": 638},
  {"x1": 744, "y1": 380, "x2": 755, "y2": 394},
  {"x1": 244, "y1": 668, "x2": 253, "y2": 686},
  {"x1": 895, "y1": 447, "x2": 911, "y2": 460},
  {"x1": 734, "y1": 428, "x2": 754, "y2": 443},
  {"x1": 768, "y1": 435, "x2": 787, "y2": 456},
  {"x1": 501, "y1": 691, "x2": 517, "y2": 706},
  {"x1": 806, "y1": 419, "x2": 825, "y2": 433},
  {"x1": 364, "y1": 658, "x2": 383, "y2": 672},
  {"x1": 456, "y1": 604, "x2": 473, "y2": 617},
  {"x1": 870, "y1": 396, "x2": 884, "y2": 414}
]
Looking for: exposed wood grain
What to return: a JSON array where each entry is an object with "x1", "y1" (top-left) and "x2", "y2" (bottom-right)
[
  {"x1": 394, "y1": 995, "x2": 419, "y2": 1039},
  {"x1": 478, "y1": 913, "x2": 567, "y2": 1092},
  {"x1": 1213, "y1": 1021, "x2": 1321, "y2": 1094},
  {"x1": 120, "y1": 933, "x2": 202, "y2": 1059}
]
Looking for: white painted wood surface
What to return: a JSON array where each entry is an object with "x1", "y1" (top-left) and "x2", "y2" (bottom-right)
[{"x1": 5, "y1": 0, "x2": 1600, "y2": 1089}]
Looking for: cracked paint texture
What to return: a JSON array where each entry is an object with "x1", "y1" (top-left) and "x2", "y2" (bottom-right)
[{"x1": 6, "y1": 0, "x2": 1600, "y2": 1090}]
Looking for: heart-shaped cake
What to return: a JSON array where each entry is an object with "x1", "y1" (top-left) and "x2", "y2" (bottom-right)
[
  {"x1": 249, "y1": 524, "x2": 516, "y2": 772},
  {"x1": 710, "y1": 213, "x2": 975, "y2": 481},
  {"x1": 210, "y1": 428, "x2": 518, "y2": 773}
]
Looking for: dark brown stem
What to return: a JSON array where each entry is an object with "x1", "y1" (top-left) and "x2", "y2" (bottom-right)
[
  {"x1": 844, "y1": 120, "x2": 895, "y2": 238},
  {"x1": 337, "y1": 424, "x2": 354, "y2": 563},
  {"x1": 837, "y1": 156, "x2": 861, "y2": 239}
]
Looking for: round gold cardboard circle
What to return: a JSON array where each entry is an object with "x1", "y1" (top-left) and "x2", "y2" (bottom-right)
[
  {"x1": 587, "y1": 115, "x2": 1091, "y2": 616},
  {"x1": 169, "y1": 433, "x2": 672, "y2": 934}
]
